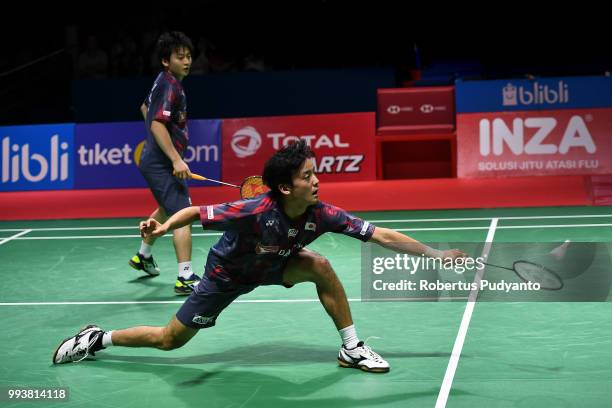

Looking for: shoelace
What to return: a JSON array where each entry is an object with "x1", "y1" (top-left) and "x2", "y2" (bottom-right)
[
  {"x1": 143, "y1": 258, "x2": 158, "y2": 269},
  {"x1": 69, "y1": 330, "x2": 102, "y2": 363},
  {"x1": 359, "y1": 344, "x2": 384, "y2": 363}
]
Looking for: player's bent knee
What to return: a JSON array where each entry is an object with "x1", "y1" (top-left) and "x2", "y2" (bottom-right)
[
  {"x1": 158, "y1": 334, "x2": 188, "y2": 351},
  {"x1": 157, "y1": 325, "x2": 191, "y2": 351},
  {"x1": 313, "y1": 256, "x2": 332, "y2": 272},
  {"x1": 308, "y1": 256, "x2": 335, "y2": 282}
]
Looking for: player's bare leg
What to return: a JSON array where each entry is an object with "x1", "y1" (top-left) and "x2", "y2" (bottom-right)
[{"x1": 283, "y1": 249, "x2": 390, "y2": 373}]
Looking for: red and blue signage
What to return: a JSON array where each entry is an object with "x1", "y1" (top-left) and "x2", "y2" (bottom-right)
[{"x1": 456, "y1": 76, "x2": 612, "y2": 177}]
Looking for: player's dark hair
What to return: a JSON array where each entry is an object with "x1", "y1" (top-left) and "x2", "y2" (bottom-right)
[
  {"x1": 263, "y1": 140, "x2": 315, "y2": 199},
  {"x1": 156, "y1": 31, "x2": 193, "y2": 66}
]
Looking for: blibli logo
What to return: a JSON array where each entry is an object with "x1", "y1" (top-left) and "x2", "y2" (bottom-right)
[
  {"x1": 502, "y1": 81, "x2": 569, "y2": 107},
  {"x1": 1, "y1": 135, "x2": 70, "y2": 183}
]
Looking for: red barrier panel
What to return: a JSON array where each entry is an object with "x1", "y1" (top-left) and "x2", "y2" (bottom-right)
[
  {"x1": 377, "y1": 86, "x2": 455, "y2": 134},
  {"x1": 0, "y1": 176, "x2": 592, "y2": 220},
  {"x1": 222, "y1": 112, "x2": 376, "y2": 182},
  {"x1": 457, "y1": 108, "x2": 612, "y2": 178}
]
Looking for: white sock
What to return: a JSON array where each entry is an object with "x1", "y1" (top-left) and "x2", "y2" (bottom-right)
[
  {"x1": 339, "y1": 325, "x2": 359, "y2": 349},
  {"x1": 178, "y1": 261, "x2": 193, "y2": 279},
  {"x1": 102, "y1": 331, "x2": 113, "y2": 347},
  {"x1": 139, "y1": 242, "x2": 152, "y2": 258}
]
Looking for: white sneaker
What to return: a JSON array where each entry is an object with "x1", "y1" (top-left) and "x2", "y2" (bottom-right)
[
  {"x1": 338, "y1": 341, "x2": 390, "y2": 373},
  {"x1": 52, "y1": 325, "x2": 104, "y2": 364}
]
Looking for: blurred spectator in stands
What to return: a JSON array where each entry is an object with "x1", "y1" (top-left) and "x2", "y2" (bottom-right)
[
  {"x1": 190, "y1": 36, "x2": 211, "y2": 75},
  {"x1": 119, "y1": 36, "x2": 143, "y2": 77},
  {"x1": 141, "y1": 24, "x2": 160, "y2": 75},
  {"x1": 208, "y1": 47, "x2": 239, "y2": 73},
  {"x1": 109, "y1": 31, "x2": 126, "y2": 77},
  {"x1": 77, "y1": 35, "x2": 108, "y2": 79},
  {"x1": 243, "y1": 52, "x2": 266, "y2": 72}
]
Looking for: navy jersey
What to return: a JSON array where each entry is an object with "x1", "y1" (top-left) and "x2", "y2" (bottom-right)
[
  {"x1": 199, "y1": 193, "x2": 376, "y2": 285},
  {"x1": 140, "y1": 71, "x2": 189, "y2": 166}
]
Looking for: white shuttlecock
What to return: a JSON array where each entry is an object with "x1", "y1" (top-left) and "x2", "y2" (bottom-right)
[{"x1": 549, "y1": 239, "x2": 571, "y2": 260}]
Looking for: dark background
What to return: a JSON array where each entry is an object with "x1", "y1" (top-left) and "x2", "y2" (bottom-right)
[{"x1": 1, "y1": 1, "x2": 609, "y2": 125}]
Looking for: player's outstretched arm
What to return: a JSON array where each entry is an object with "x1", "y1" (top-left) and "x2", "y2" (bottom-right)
[
  {"x1": 369, "y1": 227, "x2": 465, "y2": 260},
  {"x1": 140, "y1": 206, "x2": 201, "y2": 239}
]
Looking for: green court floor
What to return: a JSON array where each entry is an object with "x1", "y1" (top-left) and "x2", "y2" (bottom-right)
[{"x1": 1, "y1": 205, "x2": 611, "y2": 407}]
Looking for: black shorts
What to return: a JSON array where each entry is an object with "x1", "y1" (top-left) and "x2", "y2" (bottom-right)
[
  {"x1": 176, "y1": 267, "x2": 289, "y2": 329},
  {"x1": 139, "y1": 162, "x2": 191, "y2": 216}
]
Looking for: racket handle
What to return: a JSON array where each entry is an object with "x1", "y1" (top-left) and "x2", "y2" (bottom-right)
[
  {"x1": 191, "y1": 172, "x2": 240, "y2": 188},
  {"x1": 191, "y1": 173, "x2": 207, "y2": 181},
  {"x1": 171, "y1": 170, "x2": 208, "y2": 181}
]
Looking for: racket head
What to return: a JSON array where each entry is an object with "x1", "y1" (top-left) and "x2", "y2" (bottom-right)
[
  {"x1": 240, "y1": 176, "x2": 269, "y2": 199},
  {"x1": 513, "y1": 261, "x2": 564, "y2": 290}
]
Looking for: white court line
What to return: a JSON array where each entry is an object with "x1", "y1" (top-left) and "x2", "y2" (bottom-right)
[
  {"x1": 0, "y1": 229, "x2": 31, "y2": 245},
  {"x1": 396, "y1": 223, "x2": 612, "y2": 232},
  {"x1": 370, "y1": 214, "x2": 612, "y2": 223},
  {"x1": 13, "y1": 232, "x2": 223, "y2": 240},
  {"x1": 1, "y1": 298, "x2": 361, "y2": 306},
  {"x1": 0, "y1": 297, "x2": 472, "y2": 306},
  {"x1": 7, "y1": 223, "x2": 612, "y2": 241},
  {"x1": 0, "y1": 226, "x2": 137, "y2": 232},
  {"x1": 435, "y1": 218, "x2": 498, "y2": 408},
  {"x1": 1, "y1": 214, "x2": 612, "y2": 232}
]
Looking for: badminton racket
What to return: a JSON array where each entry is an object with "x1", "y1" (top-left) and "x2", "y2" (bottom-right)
[
  {"x1": 185, "y1": 172, "x2": 269, "y2": 199},
  {"x1": 484, "y1": 261, "x2": 564, "y2": 290}
]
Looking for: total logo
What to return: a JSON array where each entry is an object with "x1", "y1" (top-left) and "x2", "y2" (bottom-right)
[
  {"x1": 230, "y1": 126, "x2": 365, "y2": 174},
  {"x1": 230, "y1": 126, "x2": 351, "y2": 158},
  {"x1": 231, "y1": 126, "x2": 262, "y2": 158},
  {"x1": 502, "y1": 81, "x2": 569, "y2": 107},
  {"x1": 2, "y1": 135, "x2": 70, "y2": 183}
]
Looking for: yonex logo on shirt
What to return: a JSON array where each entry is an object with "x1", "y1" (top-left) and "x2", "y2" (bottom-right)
[
  {"x1": 162, "y1": 110, "x2": 171, "y2": 116},
  {"x1": 288, "y1": 229, "x2": 298, "y2": 238}
]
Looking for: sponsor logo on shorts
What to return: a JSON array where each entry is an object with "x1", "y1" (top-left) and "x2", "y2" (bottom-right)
[
  {"x1": 192, "y1": 314, "x2": 217, "y2": 325},
  {"x1": 305, "y1": 222, "x2": 317, "y2": 232}
]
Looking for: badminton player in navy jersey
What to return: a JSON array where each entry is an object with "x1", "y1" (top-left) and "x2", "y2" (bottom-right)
[
  {"x1": 54, "y1": 141, "x2": 465, "y2": 372},
  {"x1": 128, "y1": 31, "x2": 201, "y2": 295}
]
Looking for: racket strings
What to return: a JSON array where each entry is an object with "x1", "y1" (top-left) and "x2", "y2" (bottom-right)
[
  {"x1": 240, "y1": 176, "x2": 269, "y2": 199},
  {"x1": 513, "y1": 261, "x2": 564, "y2": 289}
]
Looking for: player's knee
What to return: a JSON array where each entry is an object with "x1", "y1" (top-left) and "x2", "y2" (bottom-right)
[
  {"x1": 158, "y1": 332, "x2": 188, "y2": 351},
  {"x1": 310, "y1": 256, "x2": 334, "y2": 282}
]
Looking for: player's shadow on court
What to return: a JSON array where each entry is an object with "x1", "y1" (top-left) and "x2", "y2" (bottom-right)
[
  {"x1": 126, "y1": 276, "x2": 183, "y2": 300},
  {"x1": 88, "y1": 359, "x2": 472, "y2": 407},
  {"x1": 97, "y1": 341, "x2": 453, "y2": 365}
]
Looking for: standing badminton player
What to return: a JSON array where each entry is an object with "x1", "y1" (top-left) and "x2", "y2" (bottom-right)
[
  {"x1": 128, "y1": 31, "x2": 201, "y2": 295},
  {"x1": 55, "y1": 141, "x2": 465, "y2": 373}
]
